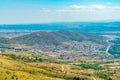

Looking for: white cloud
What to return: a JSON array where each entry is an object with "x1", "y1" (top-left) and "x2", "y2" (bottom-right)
[
  {"x1": 70, "y1": 5, "x2": 88, "y2": 9},
  {"x1": 91, "y1": 5, "x2": 106, "y2": 9},
  {"x1": 70, "y1": 4, "x2": 120, "y2": 10},
  {"x1": 70, "y1": 5, "x2": 86, "y2": 9},
  {"x1": 70, "y1": 4, "x2": 108, "y2": 10},
  {"x1": 40, "y1": 8, "x2": 51, "y2": 12},
  {"x1": 39, "y1": 4, "x2": 120, "y2": 14},
  {"x1": 55, "y1": 9, "x2": 77, "y2": 12}
]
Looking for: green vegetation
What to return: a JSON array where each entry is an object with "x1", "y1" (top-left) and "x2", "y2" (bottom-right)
[
  {"x1": 0, "y1": 50, "x2": 120, "y2": 80},
  {"x1": 95, "y1": 71, "x2": 114, "y2": 79},
  {"x1": 99, "y1": 49, "x2": 106, "y2": 54},
  {"x1": 73, "y1": 77, "x2": 91, "y2": 80},
  {"x1": 109, "y1": 45, "x2": 120, "y2": 55},
  {"x1": 109, "y1": 38, "x2": 120, "y2": 55},
  {"x1": 0, "y1": 31, "x2": 106, "y2": 46},
  {"x1": 2, "y1": 54, "x2": 43, "y2": 62},
  {"x1": 78, "y1": 63, "x2": 105, "y2": 70}
]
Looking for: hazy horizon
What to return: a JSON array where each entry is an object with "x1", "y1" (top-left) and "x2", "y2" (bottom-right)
[{"x1": 0, "y1": 21, "x2": 120, "y2": 25}]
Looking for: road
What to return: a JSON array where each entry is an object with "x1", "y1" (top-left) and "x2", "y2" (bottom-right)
[
  {"x1": 106, "y1": 45, "x2": 111, "y2": 54},
  {"x1": 105, "y1": 39, "x2": 111, "y2": 54}
]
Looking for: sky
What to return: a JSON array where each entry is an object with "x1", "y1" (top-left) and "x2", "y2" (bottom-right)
[{"x1": 0, "y1": 0, "x2": 120, "y2": 24}]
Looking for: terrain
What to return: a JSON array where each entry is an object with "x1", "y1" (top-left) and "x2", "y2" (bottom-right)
[
  {"x1": 0, "y1": 30, "x2": 109, "y2": 59},
  {"x1": 0, "y1": 22, "x2": 120, "y2": 80},
  {"x1": 0, "y1": 49, "x2": 120, "y2": 80}
]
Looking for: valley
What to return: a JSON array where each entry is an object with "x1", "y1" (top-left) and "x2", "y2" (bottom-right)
[
  {"x1": 0, "y1": 22, "x2": 120, "y2": 80},
  {"x1": 0, "y1": 0, "x2": 120, "y2": 79}
]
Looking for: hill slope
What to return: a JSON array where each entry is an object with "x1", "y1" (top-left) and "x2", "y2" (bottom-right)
[{"x1": 10, "y1": 30, "x2": 106, "y2": 46}]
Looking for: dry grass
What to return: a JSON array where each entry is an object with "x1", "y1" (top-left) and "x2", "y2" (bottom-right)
[{"x1": 0, "y1": 51, "x2": 119, "y2": 80}]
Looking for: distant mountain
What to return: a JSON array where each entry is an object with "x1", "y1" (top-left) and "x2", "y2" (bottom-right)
[
  {"x1": 0, "y1": 22, "x2": 120, "y2": 33},
  {"x1": 10, "y1": 30, "x2": 106, "y2": 46}
]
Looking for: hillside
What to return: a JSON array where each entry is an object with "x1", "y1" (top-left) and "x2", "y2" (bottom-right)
[
  {"x1": 0, "y1": 50, "x2": 118, "y2": 80},
  {"x1": 0, "y1": 31, "x2": 110, "y2": 58},
  {"x1": 0, "y1": 51, "x2": 101, "y2": 80},
  {"x1": 10, "y1": 30, "x2": 106, "y2": 46},
  {"x1": 109, "y1": 38, "x2": 120, "y2": 56}
]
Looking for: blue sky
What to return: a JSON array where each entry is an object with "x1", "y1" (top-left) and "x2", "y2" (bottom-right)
[{"x1": 0, "y1": 0, "x2": 120, "y2": 24}]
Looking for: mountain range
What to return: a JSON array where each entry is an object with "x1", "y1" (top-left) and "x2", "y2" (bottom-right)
[{"x1": 0, "y1": 22, "x2": 120, "y2": 33}]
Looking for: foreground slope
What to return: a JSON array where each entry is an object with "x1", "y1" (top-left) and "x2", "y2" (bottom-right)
[
  {"x1": 0, "y1": 54, "x2": 63, "y2": 80},
  {"x1": 0, "y1": 50, "x2": 119, "y2": 80},
  {"x1": 0, "y1": 51, "x2": 105, "y2": 80}
]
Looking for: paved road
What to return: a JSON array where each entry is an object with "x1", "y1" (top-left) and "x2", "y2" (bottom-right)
[{"x1": 106, "y1": 45, "x2": 111, "y2": 54}]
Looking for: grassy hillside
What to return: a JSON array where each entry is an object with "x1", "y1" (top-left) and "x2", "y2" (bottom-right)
[
  {"x1": 0, "y1": 50, "x2": 119, "y2": 80},
  {"x1": 0, "y1": 51, "x2": 109, "y2": 80},
  {"x1": 10, "y1": 30, "x2": 106, "y2": 46},
  {"x1": 0, "y1": 53, "x2": 64, "y2": 80}
]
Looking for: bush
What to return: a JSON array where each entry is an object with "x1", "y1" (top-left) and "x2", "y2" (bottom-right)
[
  {"x1": 95, "y1": 71, "x2": 113, "y2": 79},
  {"x1": 73, "y1": 77, "x2": 90, "y2": 80},
  {"x1": 79, "y1": 63, "x2": 104, "y2": 70}
]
